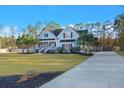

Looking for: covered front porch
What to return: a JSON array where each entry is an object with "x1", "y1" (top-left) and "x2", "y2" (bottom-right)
[
  {"x1": 41, "y1": 42, "x2": 56, "y2": 50},
  {"x1": 37, "y1": 39, "x2": 56, "y2": 50}
]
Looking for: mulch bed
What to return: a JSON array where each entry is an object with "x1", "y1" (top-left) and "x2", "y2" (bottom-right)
[{"x1": 0, "y1": 71, "x2": 64, "y2": 88}]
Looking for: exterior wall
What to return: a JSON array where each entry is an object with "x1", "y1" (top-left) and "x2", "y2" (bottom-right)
[
  {"x1": 57, "y1": 27, "x2": 79, "y2": 48},
  {"x1": 57, "y1": 27, "x2": 79, "y2": 40},
  {"x1": 38, "y1": 31, "x2": 56, "y2": 40},
  {"x1": 55, "y1": 39, "x2": 61, "y2": 48}
]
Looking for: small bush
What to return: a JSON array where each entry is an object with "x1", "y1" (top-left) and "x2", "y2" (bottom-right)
[
  {"x1": 46, "y1": 50, "x2": 56, "y2": 54},
  {"x1": 81, "y1": 52, "x2": 93, "y2": 56},
  {"x1": 17, "y1": 70, "x2": 39, "y2": 83},
  {"x1": 56, "y1": 47, "x2": 64, "y2": 53},
  {"x1": 25, "y1": 70, "x2": 39, "y2": 79},
  {"x1": 70, "y1": 46, "x2": 81, "y2": 53}
]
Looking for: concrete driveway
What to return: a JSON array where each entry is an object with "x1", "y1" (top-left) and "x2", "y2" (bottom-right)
[{"x1": 41, "y1": 52, "x2": 124, "y2": 88}]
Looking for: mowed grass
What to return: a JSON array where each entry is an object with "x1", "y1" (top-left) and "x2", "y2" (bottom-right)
[
  {"x1": 0, "y1": 53, "x2": 88, "y2": 76},
  {"x1": 117, "y1": 51, "x2": 124, "y2": 57}
]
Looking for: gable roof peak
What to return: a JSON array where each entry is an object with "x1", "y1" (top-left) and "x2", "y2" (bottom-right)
[{"x1": 50, "y1": 29, "x2": 63, "y2": 37}]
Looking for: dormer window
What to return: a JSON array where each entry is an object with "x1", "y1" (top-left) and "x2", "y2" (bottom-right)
[{"x1": 44, "y1": 34, "x2": 48, "y2": 37}]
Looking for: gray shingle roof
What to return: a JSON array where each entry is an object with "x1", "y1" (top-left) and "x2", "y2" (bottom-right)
[{"x1": 50, "y1": 29, "x2": 63, "y2": 37}]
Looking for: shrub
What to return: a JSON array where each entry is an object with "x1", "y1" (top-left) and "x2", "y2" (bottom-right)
[
  {"x1": 25, "y1": 70, "x2": 39, "y2": 79},
  {"x1": 17, "y1": 70, "x2": 39, "y2": 83},
  {"x1": 46, "y1": 50, "x2": 56, "y2": 54},
  {"x1": 81, "y1": 52, "x2": 94, "y2": 56},
  {"x1": 56, "y1": 47, "x2": 64, "y2": 53},
  {"x1": 70, "y1": 46, "x2": 81, "y2": 53}
]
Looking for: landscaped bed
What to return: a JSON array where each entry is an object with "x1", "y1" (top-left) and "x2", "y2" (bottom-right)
[
  {"x1": 0, "y1": 71, "x2": 63, "y2": 88},
  {"x1": 0, "y1": 53, "x2": 89, "y2": 88}
]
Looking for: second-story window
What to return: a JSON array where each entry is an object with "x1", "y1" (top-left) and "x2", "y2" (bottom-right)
[
  {"x1": 44, "y1": 34, "x2": 48, "y2": 37},
  {"x1": 63, "y1": 33, "x2": 65, "y2": 38},
  {"x1": 71, "y1": 32, "x2": 73, "y2": 38},
  {"x1": 63, "y1": 32, "x2": 73, "y2": 38}
]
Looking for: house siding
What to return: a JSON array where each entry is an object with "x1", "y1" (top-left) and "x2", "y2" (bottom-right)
[{"x1": 38, "y1": 26, "x2": 80, "y2": 51}]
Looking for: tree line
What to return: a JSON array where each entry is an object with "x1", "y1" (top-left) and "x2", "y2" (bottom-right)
[
  {"x1": 0, "y1": 13, "x2": 124, "y2": 52},
  {"x1": 0, "y1": 21, "x2": 61, "y2": 50}
]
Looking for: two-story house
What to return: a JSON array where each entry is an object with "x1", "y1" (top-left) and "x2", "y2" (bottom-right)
[{"x1": 37, "y1": 26, "x2": 80, "y2": 52}]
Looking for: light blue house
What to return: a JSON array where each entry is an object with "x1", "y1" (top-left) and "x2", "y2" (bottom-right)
[{"x1": 37, "y1": 26, "x2": 80, "y2": 52}]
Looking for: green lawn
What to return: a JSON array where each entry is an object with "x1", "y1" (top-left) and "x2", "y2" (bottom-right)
[
  {"x1": 117, "y1": 51, "x2": 124, "y2": 57},
  {"x1": 0, "y1": 53, "x2": 88, "y2": 76}
]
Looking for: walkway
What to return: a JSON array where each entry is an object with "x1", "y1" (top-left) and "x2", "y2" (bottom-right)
[{"x1": 41, "y1": 52, "x2": 124, "y2": 88}]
